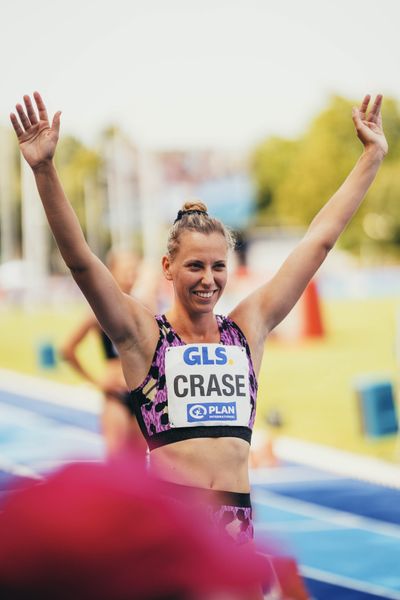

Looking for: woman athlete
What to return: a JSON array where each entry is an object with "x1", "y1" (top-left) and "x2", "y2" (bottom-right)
[
  {"x1": 60, "y1": 250, "x2": 149, "y2": 455},
  {"x1": 10, "y1": 92, "x2": 387, "y2": 548}
]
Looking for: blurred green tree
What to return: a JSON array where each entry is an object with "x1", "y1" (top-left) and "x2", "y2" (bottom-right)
[
  {"x1": 51, "y1": 136, "x2": 104, "y2": 270},
  {"x1": 250, "y1": 137, "x2": 300, "y2": 225},
  {"x1": 55, "y1": 136, "x2": 102, "y2": 227},
  {"x1": 250, "y1": 95, "x2": 400, "y2": 256}
]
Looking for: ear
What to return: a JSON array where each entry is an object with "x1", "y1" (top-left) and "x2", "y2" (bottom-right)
[{"x1": 162, "y1": 255, "x2": 173, "y2": 280}]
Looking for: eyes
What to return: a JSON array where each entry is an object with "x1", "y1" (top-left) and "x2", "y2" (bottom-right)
[
  {"x1": 213, "y1": 262, "x2": 226, "y2": 271},
  {"x1": 186, "y1": 261, "x2": 226, "y2": 272}
]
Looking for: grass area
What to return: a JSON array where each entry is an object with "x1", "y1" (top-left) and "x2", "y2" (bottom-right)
[
  {"x1": 0, "y1": 304, "x2": 104, "y2": 385},
  {"x1": 258, "y1": 298, "x2": 400, "y2": 462},
  {"x1": 0, "y1": 298, "x2": 399, "y2": 462}
]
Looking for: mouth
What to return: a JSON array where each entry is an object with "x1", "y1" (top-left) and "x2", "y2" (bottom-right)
[{"x1": 192, "y1": 290, "x2": 217, "y2": 299}]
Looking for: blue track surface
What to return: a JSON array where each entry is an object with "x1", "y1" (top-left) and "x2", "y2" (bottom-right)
[
  {"x1": 1, "y1": 385, "x2": 399, "y2": 599},
  {"x1": 261, "y1": 477, "x2": 400, "y2": 525}
]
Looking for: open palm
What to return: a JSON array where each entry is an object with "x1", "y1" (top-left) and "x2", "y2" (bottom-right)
[
  {"x1": 10, "y1": 92, "x2": 61, "y2": 169},
  {"x1": 352, "y1": 94, "x2": 388, "y2": 156}
]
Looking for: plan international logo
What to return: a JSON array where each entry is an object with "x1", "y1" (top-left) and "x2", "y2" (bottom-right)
[{"x1": 187, "y1": 402, "x2": 237, "y2": 422}]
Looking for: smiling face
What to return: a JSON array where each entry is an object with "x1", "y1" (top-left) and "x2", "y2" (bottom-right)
[{"x1": 162, "y1": 231, "x2": 228, "y2": 315}]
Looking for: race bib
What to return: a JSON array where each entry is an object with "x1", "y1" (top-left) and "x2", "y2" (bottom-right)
[{"x1": 165, "y1": 344, "x2": 251, "y2": 428}]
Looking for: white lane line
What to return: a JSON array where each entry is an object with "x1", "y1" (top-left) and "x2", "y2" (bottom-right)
[
  {"x1": 0, "y1": 401, "x2": 102, "y2": 444},
  {"x1": 0, "y1": 368, "x2": 102, "y2": 413},
  {"x1": 253, "y1": 489, "x2": 400, "y2": 540},
  {"x1": 257, "y1": 519, "x2": 344, "y2": 533},
  {"x1": 250, "y1": 465, "x2": 344, "y2": 485},
  {"x1": 0, "y1": 403, "x2": 103, "y2": 479},
  {"x1": 299, "y1": 565, "x2": 400, "y2": 599},
  {"x1": 274, "y1": 436, "x2": 400, "y2": 490}
]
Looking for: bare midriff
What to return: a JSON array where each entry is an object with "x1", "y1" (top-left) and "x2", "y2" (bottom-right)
[{"x1": 149, "y1": 436, "x2": 250, "y2": 492}]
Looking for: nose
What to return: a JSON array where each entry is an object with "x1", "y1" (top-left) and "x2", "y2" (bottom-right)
[{"x1": 201, "y1": 267, "x2": 214, "y2": 287}]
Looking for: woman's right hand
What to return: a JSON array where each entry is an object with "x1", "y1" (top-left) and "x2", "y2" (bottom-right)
[
  {"x1": 10, "y1": 92, "x2": 61, "y2": 170},
  {"x1": 352, "y1": 94, "x2": 388, "y2": 158}
]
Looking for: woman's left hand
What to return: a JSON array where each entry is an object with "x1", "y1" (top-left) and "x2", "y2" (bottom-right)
[{"x1": 352, "y1": 94, "x2": 388, "y2": 158}]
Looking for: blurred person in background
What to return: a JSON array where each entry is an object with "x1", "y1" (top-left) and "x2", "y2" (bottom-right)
[
  {"x1": 60, "y1": 249, "x2": 154, "y2": 456},
  {"x1": 10, "y1": 92, "x2": 387, "y2": 598}
]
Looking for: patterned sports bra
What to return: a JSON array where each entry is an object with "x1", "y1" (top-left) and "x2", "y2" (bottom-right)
[{"x1": 128, "y1": 314, "x2": 258, "y2": 451}]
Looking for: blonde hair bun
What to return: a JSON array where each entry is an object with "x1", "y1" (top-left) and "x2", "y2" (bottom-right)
[
  {"x1": 182, "y1": 200, "x2": 208, "y2": 213},
  {"x1": 167, "y1": 198, "x2": 235, "y2": 260}
]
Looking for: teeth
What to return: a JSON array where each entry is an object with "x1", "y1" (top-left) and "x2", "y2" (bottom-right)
[{"x1": 194, "y1": 291, "x2": 214, "y2": 298}]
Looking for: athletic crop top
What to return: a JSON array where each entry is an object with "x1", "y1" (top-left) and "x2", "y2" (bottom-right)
[{"x1": 129, "y1": 314, "x2": 257, "y2": 451}]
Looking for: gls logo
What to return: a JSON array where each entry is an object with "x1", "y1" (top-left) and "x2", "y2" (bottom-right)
[{"x1": 183, "y1": 346, "x2": 227, "y2": 366}]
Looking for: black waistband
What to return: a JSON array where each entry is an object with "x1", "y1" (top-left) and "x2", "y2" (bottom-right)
[
  {"x1": 147, "y1": 425, "x2": 252, "y2": 451},
  {"x1": 158, "y1": 479, "x2": 252, "y2": 508}
]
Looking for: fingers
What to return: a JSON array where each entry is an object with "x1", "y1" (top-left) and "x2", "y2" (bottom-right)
[
  {"x1": 10, "y1": 93, "x2": 41, "y2": 135},
  {"x1": 9, "y1": 112, "x2": 24, "y2": 138},
  {"x1": 368, "y1": 94, "x2": 383, "y2": 124},
  {"x1": 359, "y1": 94, "x2": 383, "y2": 124},
  {"x1": 10, "y1": 92, "x2": 60, "y2": 139},
  {"x1": 23, "y1": 95, "x2": 38, "y2": 125},
  {"x1": 33, "y1": 91, "x2": 49, "y2": 122},
  {"x1": 359, "y1": 94, "x2": 371, "y2": 120},
  {"x1": 52, "y1": 111, "x2": 62, "y2": 135},
  {"x1": 15, "y1": 103, "x2": 31, "y2": 131},
  {"x1": 352, "y1": 107, "x2": 364, "y2": 134}
]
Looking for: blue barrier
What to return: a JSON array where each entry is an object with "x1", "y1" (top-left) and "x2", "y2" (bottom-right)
[
  {"x1": 37, "y1": 341, "x2": 57, "y2": 369},
  {"x1": 355, "y1": 377, "x2": 398, "y2": 437}
]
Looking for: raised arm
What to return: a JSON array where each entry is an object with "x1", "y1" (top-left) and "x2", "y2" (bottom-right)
[
  {"x1": 232, "y1": 95, "x2": 387, "y2": 362},
  {"x1": 10, "y1": 92, "x2": 156, "y2": 349}
]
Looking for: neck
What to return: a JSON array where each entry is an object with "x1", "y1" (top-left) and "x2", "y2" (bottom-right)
[{"x1": 166, "y1": 306, "x2": 219, "y2": 343}]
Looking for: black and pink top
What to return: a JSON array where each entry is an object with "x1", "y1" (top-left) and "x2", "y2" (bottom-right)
[{"x1": 129, "y1": 314, "x2": 258, "y2": 451}]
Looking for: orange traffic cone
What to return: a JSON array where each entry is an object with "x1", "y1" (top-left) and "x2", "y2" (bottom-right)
[
  {"x1": 265, "y1": 555, "x2": 310, "y2": 599},
  {"x1": 302, "y1": 279, "x2": 324, "y2": 338}
]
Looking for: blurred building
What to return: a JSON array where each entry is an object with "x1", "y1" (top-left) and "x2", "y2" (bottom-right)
[{"x1": 155, "y1": 148, "x2": 255, "y2": 231}]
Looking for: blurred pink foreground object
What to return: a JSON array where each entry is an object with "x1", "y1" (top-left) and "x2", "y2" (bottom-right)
[{"x1": 0, "y1": 453, "x2": 284, "y2": 600}]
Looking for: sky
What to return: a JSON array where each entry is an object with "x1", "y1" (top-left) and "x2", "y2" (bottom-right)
[{"x1": 2, "y1": 0, "x2": 400, "y2": 150}]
